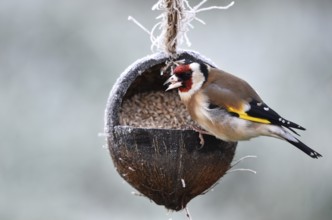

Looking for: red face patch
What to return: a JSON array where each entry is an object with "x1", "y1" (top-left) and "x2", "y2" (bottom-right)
[
  {"x1": 172, "y1": 64, "x2": 193, "y2": 93},
  {"x1": 173, "y1": 64, "x2": 191, "y2": 75},
  {"x1": 178, "y1": 80, "x2": 193, "y2": 93}
]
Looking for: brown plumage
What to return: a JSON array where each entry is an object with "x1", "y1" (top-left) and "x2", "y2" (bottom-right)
[
  {"x1": 164, "y1": 62, "x2": 322, "y2": 159},
  {"x1": 203, "y1": 68, "x2": 262, "y2": 110}
]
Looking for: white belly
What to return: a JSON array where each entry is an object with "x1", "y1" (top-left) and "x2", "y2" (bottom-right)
[
  {"x1": 195, "y1": 107, "x2": 267, "y2": 142},
  {"x1": 180, "y1": 91, "x2": 272, "y2": 142}
]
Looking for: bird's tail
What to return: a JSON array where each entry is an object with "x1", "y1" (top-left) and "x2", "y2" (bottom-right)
[
  {"x1": 285, "y1": 138, "x2": 322, "y2": 159},
  {"x1": 268, "y1": 126, "x2": 322, "y2": 159}
]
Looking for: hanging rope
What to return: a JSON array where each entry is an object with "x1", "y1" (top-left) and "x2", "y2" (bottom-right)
[
  {"x1": 129, "y1": 0, "x2": 234, "y2": 56},
  {"x1": 164, "y1": 0, "x2": 182, "y2": 58}
]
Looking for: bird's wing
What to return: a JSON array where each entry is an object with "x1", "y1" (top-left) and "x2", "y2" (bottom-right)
[
  {"x1": 205, "y1": 82, "x2": 305, "y2": 131},
  {"x1": 244, "y1": 99, "x2": 305, "y2": 131}
]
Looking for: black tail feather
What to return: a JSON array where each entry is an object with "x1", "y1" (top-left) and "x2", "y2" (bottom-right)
[
  {"x1": 283, "y1": 120, "x2": 306, "y2": 131},
  {"x1": 286, "y1": 127, "x2": 301, "y2": 136},
  {"x1": 286, "y1": 138, "x2": 322, "y2": 159}
]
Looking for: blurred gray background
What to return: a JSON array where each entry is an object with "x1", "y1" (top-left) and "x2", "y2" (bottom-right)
[{"x1": 1, "y1": 0, "x2": 331, "y2": 219}]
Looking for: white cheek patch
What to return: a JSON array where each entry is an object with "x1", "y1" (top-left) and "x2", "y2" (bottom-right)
[
  {"x1": 178, "y1": 71, "x2": 205, "y2": 101},
  {"x1": 186, "y1": 70, "x2": 205, "y2": 97}
]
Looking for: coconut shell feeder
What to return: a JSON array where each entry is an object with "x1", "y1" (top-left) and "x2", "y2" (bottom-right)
[
  {"x1": 105, "y1": 51, "x2": 237, "y2": 211},
  {"x1": 104, "y1": 0, "x2": 237, "y2": 212}
]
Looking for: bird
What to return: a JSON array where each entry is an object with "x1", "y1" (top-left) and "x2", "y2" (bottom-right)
[{"x1": 164, "y1": 62, "x2": 322, "y2": 159}]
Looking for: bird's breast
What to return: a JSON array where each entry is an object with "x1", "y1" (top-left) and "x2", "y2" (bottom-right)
[
  {"x1": 181, "y1": 91, "x2": 266, "y2": 141},
  {"x1": 182, "y1": 92, "x2": 211, "y2": 123}
]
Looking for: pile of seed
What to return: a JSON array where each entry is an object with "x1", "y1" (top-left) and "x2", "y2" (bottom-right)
[{"x1": 120, "y1": 90, "x2": 198, "y2": 129}]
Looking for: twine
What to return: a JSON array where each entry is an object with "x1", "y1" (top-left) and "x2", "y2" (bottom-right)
[
  {"x1": 129, "y1": 0, "x2": 234, "y2": 56},
  {"x1": 164, "y1": 0, "x2": 182, "y2": 58}
]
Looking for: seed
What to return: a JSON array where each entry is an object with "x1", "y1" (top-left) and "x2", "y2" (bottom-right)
[{"x1": 120, "y1": 91, "x2": 198, "y2": 129}]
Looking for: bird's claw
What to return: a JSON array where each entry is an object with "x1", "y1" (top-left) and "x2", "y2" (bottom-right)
[
  {"x1": 198, "y1": 132, "x2": 205, "y2": 148},
  {"x1": 191, "y1": 125, "x2": 211, "y2": 149}
]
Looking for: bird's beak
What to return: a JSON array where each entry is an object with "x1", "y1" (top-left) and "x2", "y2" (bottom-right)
[{"x1": 164, "y1": 75, "x2": 182, "y2": 91}]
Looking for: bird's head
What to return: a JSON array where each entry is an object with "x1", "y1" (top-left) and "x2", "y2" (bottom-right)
[{"x1": 164, "y1": 62, "x2": 209, "y2": 93}]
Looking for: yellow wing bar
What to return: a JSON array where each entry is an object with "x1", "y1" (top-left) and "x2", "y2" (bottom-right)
[{"x1": 227, "y1": 106, "x2": 271, "y2": 124}]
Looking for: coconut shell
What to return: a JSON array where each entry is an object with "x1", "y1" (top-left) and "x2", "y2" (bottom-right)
[{"x1": 104, "y1": 51, "x2": 237, "y2": 211}]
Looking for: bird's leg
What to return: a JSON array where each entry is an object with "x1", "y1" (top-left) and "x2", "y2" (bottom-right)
[
  {"x1": 191, "y1": 125, "x2": 212, "y2": 147},
  {"x1": 198, "y1": 132, "x2": 205, "y2": 147}
]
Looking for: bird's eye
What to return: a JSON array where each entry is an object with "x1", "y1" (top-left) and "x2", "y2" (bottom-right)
[{"x1": 179, "y1": 71, "x2": 192, "y2": 81}]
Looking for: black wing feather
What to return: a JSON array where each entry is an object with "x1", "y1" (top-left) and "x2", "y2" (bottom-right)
[{"x1": 247, "y1": 100, "x2": 306, "y2": 131}]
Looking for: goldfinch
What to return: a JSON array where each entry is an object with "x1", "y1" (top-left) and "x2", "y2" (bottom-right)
[{"x1": 164, "y1": 62, "x2": 322, "y2": 159}]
